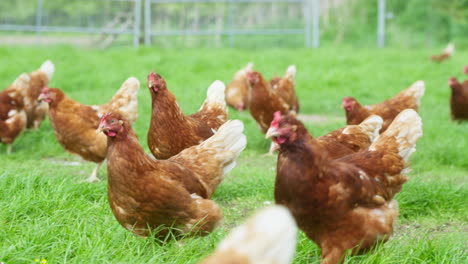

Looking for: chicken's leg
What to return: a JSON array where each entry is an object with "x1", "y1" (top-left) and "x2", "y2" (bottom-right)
[
  {"x1": 86, "y1": 162, "x2": 102, "y2": 183},
  {"x1": 6, "y1": 144, "x2": 12, "y2": 155}
]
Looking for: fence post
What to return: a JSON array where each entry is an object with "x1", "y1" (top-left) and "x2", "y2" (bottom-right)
[
  {"x1": 377, "y1": 0, "x2": 385, "y2": 48},
  {"x1": 144, "y1": 0, "x2": 151, "y2": 45},
  {"x1": 133, "y1": 0, "x2": 141, "y2": 47},
  {"x1": 312, "y1": 0, "x2": 319, "y2": 48},
  {"x1": 36, "y1": 0, "x2": 43, "y2": 45},
  {"x1": 304, "y1": 0, "x2": 311, "y2": 47},
  {"x1": 227, "y1": 0, "x2": 235, "y2": 48}
]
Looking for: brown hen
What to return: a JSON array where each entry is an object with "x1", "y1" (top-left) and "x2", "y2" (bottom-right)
[
  {"x1": 267, "y1": 109, "x2": 422, "y2": 264},
  {"x1": 273, "y1": 65, "x2": 299, "y2": 113},
  {"x1": 25, "y1": 60, "x2": 55, "y2": 129},
  {"x1": 448, "y1": 66, "x2": 468, "y2": 121},
  {"x1": 0, "y1": 74, "x2": 29, "y2": 154},
  {"x1": 315, "y1": 114, "x2": 383, "y2": 159},
  {"x1": 147, "y1": 71, "x2": 228, "y2": 160},
  {"x1": 247, "y1": 70, "x2": 292, "y2": 134},
  {"x1": 429, "y1": 43, "x2": 454, "y2": 63},
  {"x1": 269, "y1": 112, "x2": 383, "y2": 159},
  {"x1": 342, "y1": 80, "x2": 425, "y2": 132},
  {"x1": 225, "y1": 62, "x2": 253, "y2": 111},
  {"x1": 99, "y1": 113, "x2": 246, "y2": 238},
  {"x1": 39, "y1": 77, "x2": 139, "y2": 182}
]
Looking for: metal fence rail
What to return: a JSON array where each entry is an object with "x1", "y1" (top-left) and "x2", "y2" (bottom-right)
[
  {"x1": 144, "y1": 0, "x2": 319, "y2": 47},
  {"x1": 0, "y1": 0, "x2": 141, "y2": 47}
]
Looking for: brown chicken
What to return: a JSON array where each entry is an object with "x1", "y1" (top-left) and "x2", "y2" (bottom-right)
[
  {"x1": 430, "y1": 43, "x2": 454, "y2": 63},
  {"x1": 200, "y1": 205, "x2": 297, "y2": 264},
  {"x1": 225, "y1": 62, "x2": 253, "y2": 111},
  {"x1": 98, "y1": 113, "x2": 246, "y2": 238},
  {"x1": 448, "y1": 66, "x2": 468, "y2": 121},
  {"x1": 342, "y1": 80, "x2": 425, "y2": 132},
  {"x1": 24, "y1": 60, "x2": 55, "y2": 129},
  {"x1": 248, "y1": 71, "x2": 292, "y2": 134},
  {"x1": 147, "y1": 71, "x2": 228, "y2": 160},
  {"x1": 269, "y1": 112, "x2": 383, "y2": 158},
  {"x1": 38, "y1": 77, "x2": 139, "y2": 182},
  {"x1": 267, "y1": 109, "x2": 422, "y2": 264},
  {"x1": 273, "y1": 65, "x2": 300, "y2": 113},
  {"x1": 0, "y1": 74, "x2": 29, "y2": 154},
  {"x1": 315, "y1": 114, "x2": 383, "y2": 159}
]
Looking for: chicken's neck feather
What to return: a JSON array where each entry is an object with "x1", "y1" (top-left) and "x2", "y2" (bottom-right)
[{"x1": 151, "y1": 89, "x2": 187, "y2": 123}]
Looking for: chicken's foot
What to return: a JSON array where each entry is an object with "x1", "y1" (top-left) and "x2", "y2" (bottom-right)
[{"x1": 85, "y1": 162, "x2": 102, "y2": 183}]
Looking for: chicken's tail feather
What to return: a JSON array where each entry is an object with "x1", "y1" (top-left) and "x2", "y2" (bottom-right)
[
  {"x1": 101, "y1": 77, "x2": 140, "y2": 124},
  {"x1": 39, "y1": 60, "x2": 55, "y2": 82},
  {"x1": 358, "y1": 115, "x2": 383, "y2": 142},
  {"x1": 402, "y1": 80, "x2": 425, "y2": 107},
  {"x1": 244, "y1": 62, "x2": 254, "y2": 71},
  {"x1": 285, "y1": 65, "x2": 296, "y2": 78},
  {"x1": 201, "y1": 119, "x2": 246, "y2": 174},
  {"x1": 206, "y1": 206, "x2": 297, "y2": 264},
  {"x1": 200, "y1": 80, "x2": 227, "y2": 112},
  {"x1": 444, "y1": 43, "x2": 454, "y2": 56},
  {"x1": 370, "y1": 109, "x2": 422, "y2": 163}
]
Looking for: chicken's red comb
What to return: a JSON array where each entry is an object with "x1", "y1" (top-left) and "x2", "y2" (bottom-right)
[
  {"x1": 148, "y1": 70, "x2": 157, "y2": 82},
  {"x1": 448, "y1": 77, "x2": 458, "y2": 86},
  {"x1": 42, "y1": 86, "x2": 49, "y2": 92},
  {"x1": 101, "y1": 113, "x2": 111, "y2": 121},
  {"x1": 271, "y1": 111, "x2": 282, "y2": 128},
  {"x1": 464, "y1": 65, "x2": 468, "y2": 75}
]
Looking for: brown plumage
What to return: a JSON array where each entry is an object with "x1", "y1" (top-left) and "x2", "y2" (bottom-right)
[
  {"x1": 266, "y1": 110, "x2": 422, "y2": 264},
  {"x1": 0, "y1": 73, "x2": 29, "y2": 154},
  {"x1": 24, "y1": 60, "x2": 55, "y2": 129},
  {"x1": 315, "y1": 114, "x2": 383, "y2": 159},
  {"x1": 200, "y1": 206, "x2": 297, "y2": 264},
  {"x1": 39, "y1": 77, "x2": 139, "y2": 182},
  {"x1": 448, "y1": 66, "x2": 468, "y2": 121},
  {"x1": 247, "y1": 71, "x2": 292, "y2": 134},
  {"x1": 147, "y1": 71, "x2": 228, "y2": 160},
  {"x1": 226, "y1": 62, "x2": 253, "y2": 111},
  {"x1": 99, "y1": 113, "x2": 246, "y2": 238},
  {"x1": 429, "y1": 43, "x2": 454, "y2": 63},
  {"x1": 342, "y1": 80, "x2": 425, "y2": 132},
  {"x1": 273, "y1": 65, "x2": 300, "y2": 113}
]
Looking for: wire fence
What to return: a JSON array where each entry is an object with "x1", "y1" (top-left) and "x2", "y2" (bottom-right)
[
  {"x1": 0, "y1": 0, "x2": 461, "y2": 48},
  {"x1": 144, "y1": 0, "x2": 320, "y2": 48},
  {"x1": 0, "y1": 0, "x2": 141, "y2": 47},
  {"x1": 0, "y1": 0, "x2": 322, "y2": 48}
]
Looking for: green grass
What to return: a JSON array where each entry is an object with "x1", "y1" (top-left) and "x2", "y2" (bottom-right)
[{"x1": 0, "y1": 46, "x2": 467, "y2": 264}]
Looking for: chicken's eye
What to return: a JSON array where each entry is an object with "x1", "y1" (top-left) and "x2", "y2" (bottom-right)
[{"x1": 109, "y1": 119, "x2": 116, "y2": 124}]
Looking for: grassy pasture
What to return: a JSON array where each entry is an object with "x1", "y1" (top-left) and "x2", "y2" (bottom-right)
[{"x1": 0, "y1": 46, "x2": 467, "y2": 263}]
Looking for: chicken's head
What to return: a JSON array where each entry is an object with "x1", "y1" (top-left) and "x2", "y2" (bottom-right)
[
  {"x1": 463, "y1": 65, "x2": 468, "y2": 75},
  {"x1": 38, "y1": 86, "x2": 58, "y2": 104},
  {"x1": 247, "y1": 71, "x2": 260, "y2": 85},
  {"x1": 266, "y1": 111, "x2": 304, "y2": 146},
  {"x1": 341, "y1": 97, "x2": 357, "y2": 112},
  {"x1": 448, "y1": 77, "x2": 459, "y2": 88},
  {"x1": 147, "y1": 70, "x2": 167, "y2": 93},
  {"x1": 98, "y1": 112, "x2": 125, "y2": 138}
]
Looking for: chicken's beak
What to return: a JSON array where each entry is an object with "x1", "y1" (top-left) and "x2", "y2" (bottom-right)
[
  {"x1": 96, "y1": 125, "x2": 105, "y2": 134},
  {"x1": 265, "y1": 127, "x2": 280, "y2": 139},
  {"x1": 37, "y1": 93, "x2": 44, "y2": 102}
]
